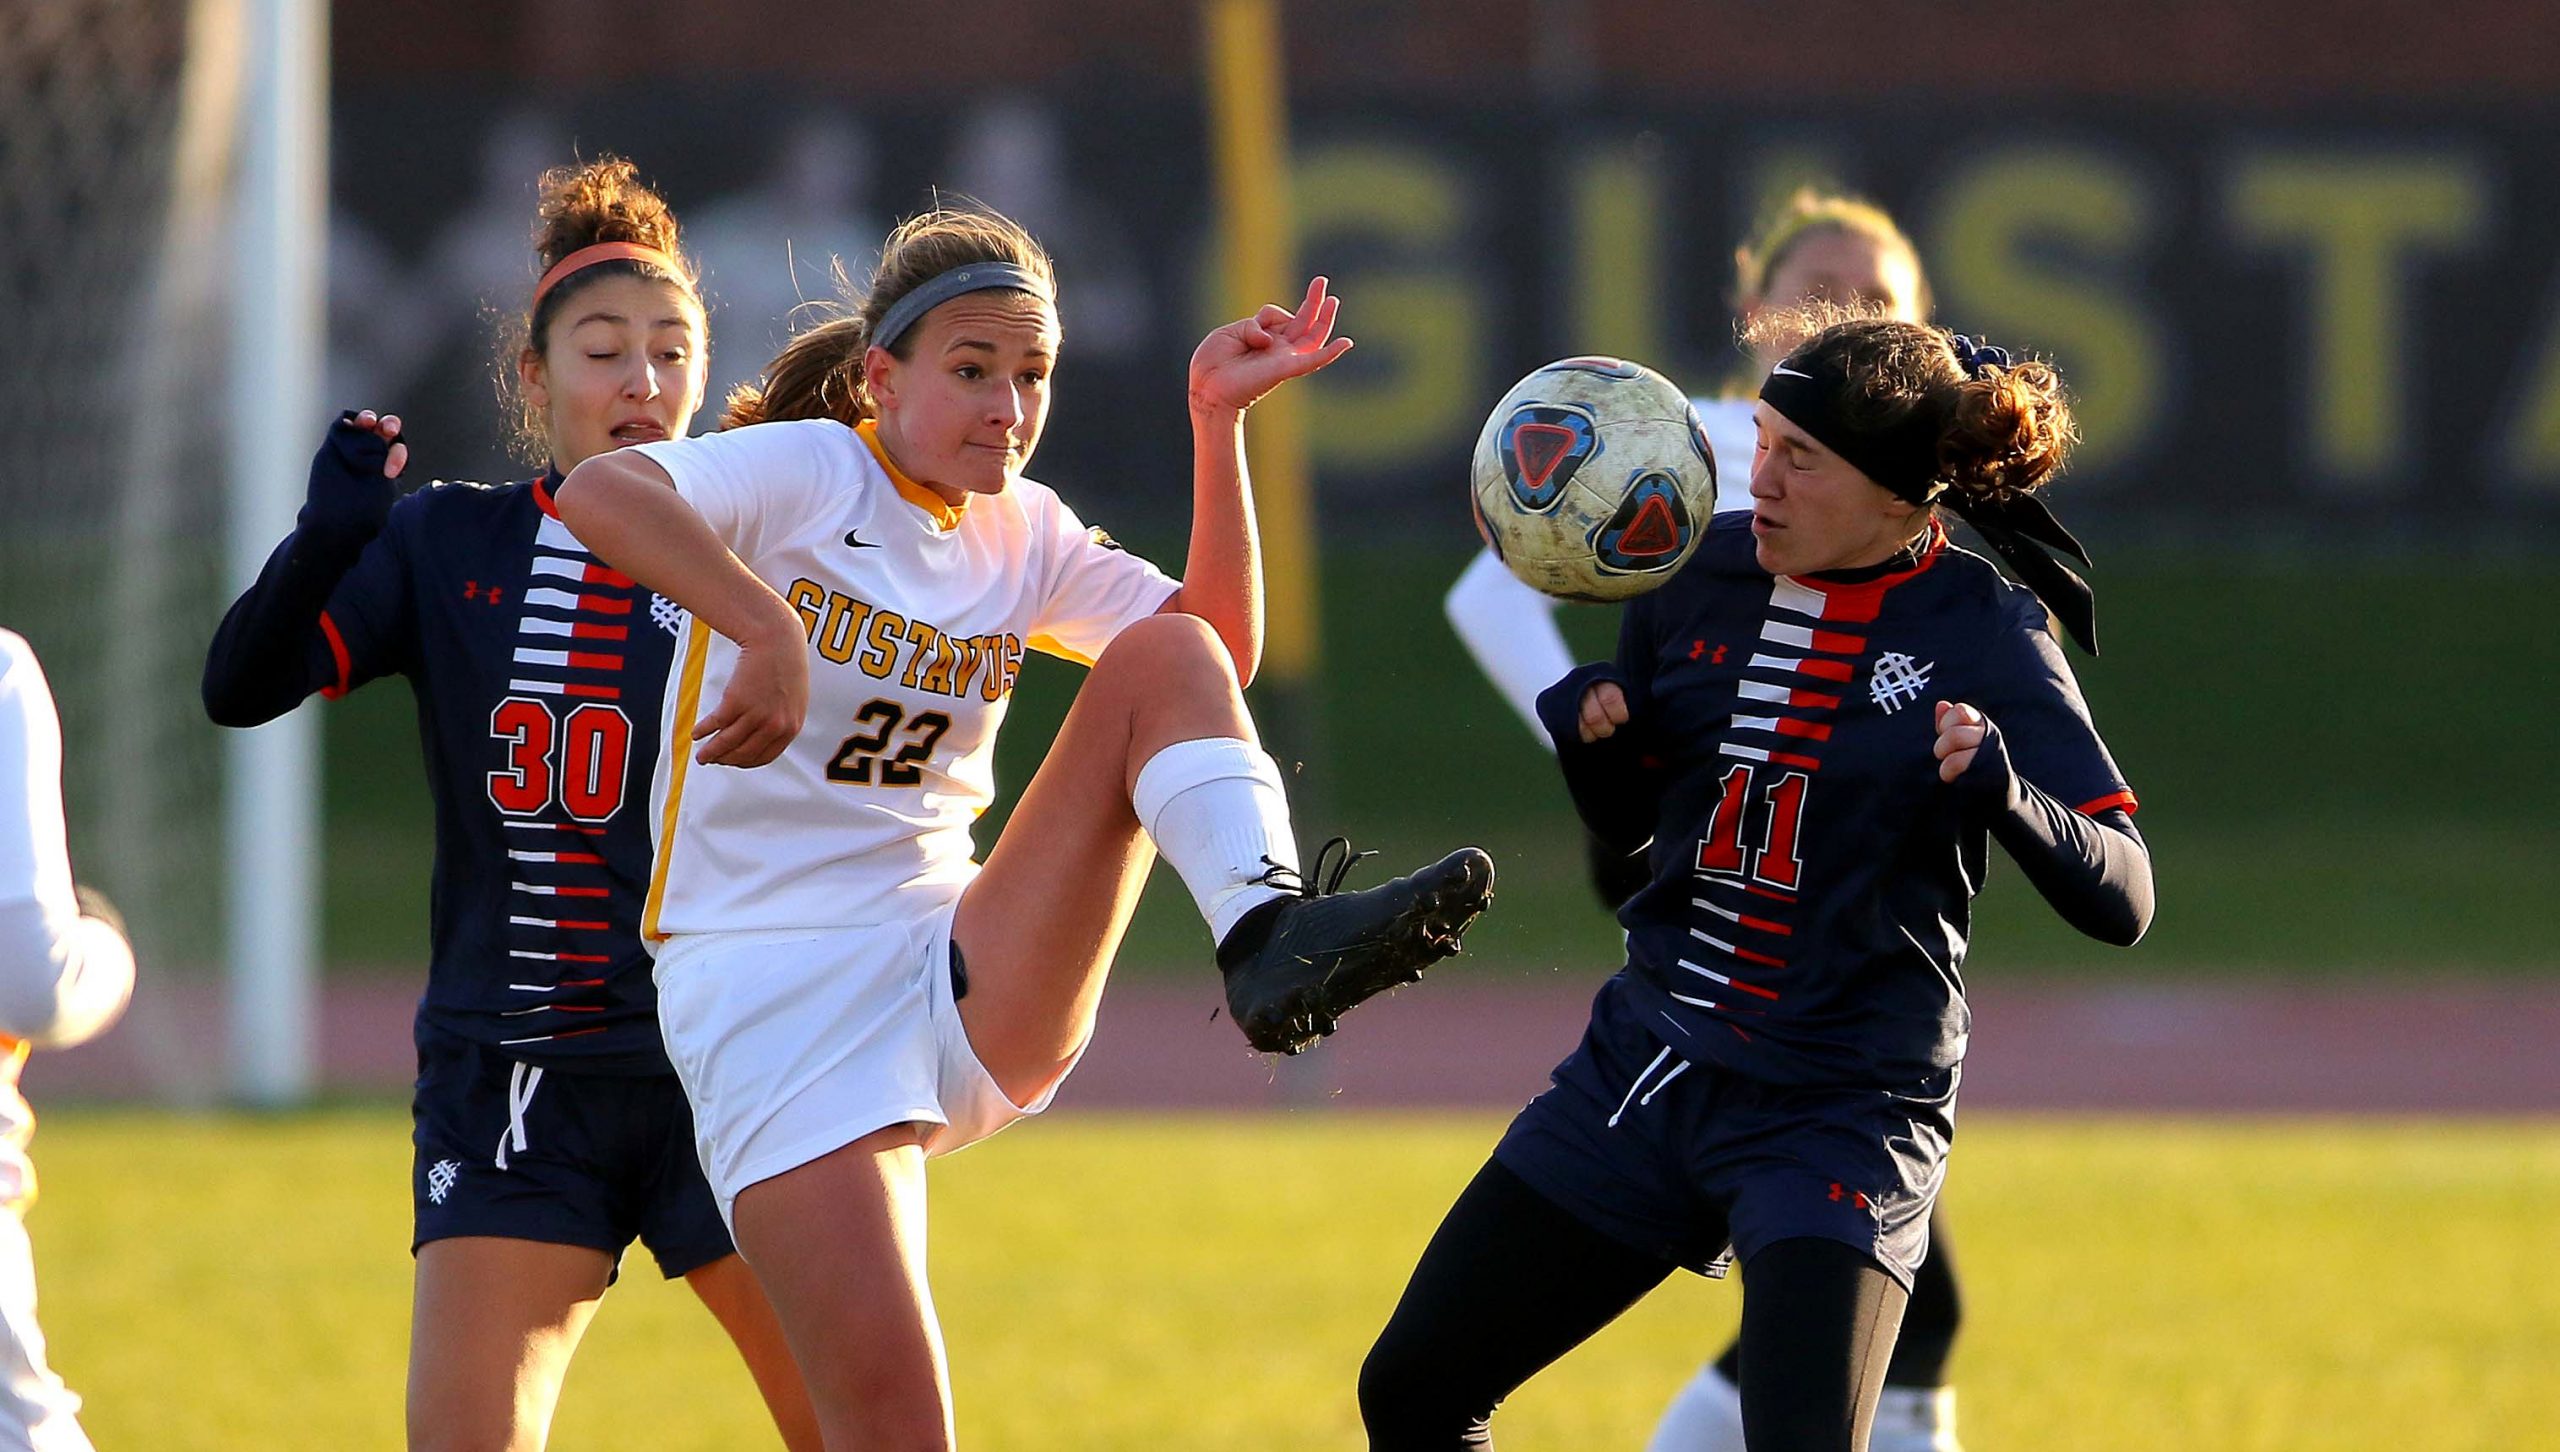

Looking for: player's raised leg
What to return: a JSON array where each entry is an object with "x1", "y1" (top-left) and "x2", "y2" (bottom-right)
[{"x1": 954, "y1": 609, "x2": 1491, "y2": 1101}]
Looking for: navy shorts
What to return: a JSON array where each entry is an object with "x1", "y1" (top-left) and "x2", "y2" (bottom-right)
[
  {"x1": 411, "y1": 1029, "x2": 735, "y2": 1280},
  {"x1": 1493, "y1": 976, "x2": 1955, "y2": 1293}
]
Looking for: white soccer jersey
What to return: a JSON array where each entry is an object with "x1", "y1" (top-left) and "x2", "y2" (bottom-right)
[{"x1": 632, "y1": 419, "x2": 1178, "y2": 939}]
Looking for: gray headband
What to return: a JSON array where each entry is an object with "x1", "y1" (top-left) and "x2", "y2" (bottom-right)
[{"x1": 872, "y1": 262, "x2": 1053, "y2": 352}]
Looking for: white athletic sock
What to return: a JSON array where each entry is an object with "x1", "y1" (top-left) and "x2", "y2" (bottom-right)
[
  {"x1": 1130, "y1": 736, "x2": 1298, "y2": 944},
  {"x1": 1643, "y1": 1361, "x2": 1745, "y2": 1452},
  {"x1": 1868, "y1": 1384, "x2": 1961, "y2": 1452}
]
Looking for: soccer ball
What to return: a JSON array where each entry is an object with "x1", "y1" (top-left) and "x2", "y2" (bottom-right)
[{"x1": 1469, "y1": 356, "x2": 1716, "y2": 602}]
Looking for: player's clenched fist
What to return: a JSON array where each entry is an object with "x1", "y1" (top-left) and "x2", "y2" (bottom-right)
[
  {"x1": 1931, "y1": 700, "x2": 1988, "y2": 781},
  {"x1": 1577, "y1": 680, "x2": 1631, "y2": 743},
  {"x1": 690, "y1": 611, "x2": 809, "y2": 769}
]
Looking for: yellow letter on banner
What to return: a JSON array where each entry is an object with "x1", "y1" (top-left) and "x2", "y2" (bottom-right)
[
  {"x1": 1928, "y1": 147, "x2": 2163, "y2": 484},
  {"x1": 2228, "y1": 150, "x2": 2487, "y2": 491}
]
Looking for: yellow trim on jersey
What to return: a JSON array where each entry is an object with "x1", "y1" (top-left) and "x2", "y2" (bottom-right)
[
  {"x1": 642, "y1": 617, "x2": 714, "y2": 940},
  {"x1": 1026, "y1": 631, "x2": 1097, "y2": 667},
  {"x1": 856, "y1": 419, "x2": 964, "y2": 531}
]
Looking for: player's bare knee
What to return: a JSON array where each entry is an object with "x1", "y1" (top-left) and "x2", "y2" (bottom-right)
[{"x1": 1087, "y1": 611, "x2": 1235, "y2": 695}]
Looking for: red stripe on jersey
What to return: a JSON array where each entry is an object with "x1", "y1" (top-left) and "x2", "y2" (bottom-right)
[
  {"x1": 1744, "y1": 884, "x2": 1796, "y2": 904},
  {"x1": 549, "y1": 886, "x2": 609, "y2": 898},
  {"x1": 554, "y1": 852, "x2": 605, "y2": 866},
  {"x1": 583, "y1": 563, "x2": 636, "y2": 588},
  {"x1": 1788, "y1": 522, "x2": 1948, "y2": 624},
  {"x1": 1771, "y1": 750, "x2": 1824, "y2": 771},
  {"x1": 1810, "y1": 629, "x2": 1866, "y2": 655},
  {"x1": 556, "y1": 978, "x2": 606, "y2": 988},
  {"x1": 570, "y1": 622, "x2": 628, "y2": 641},
  {"x1": 531, "y1": 473, "x2": 562, "y2": 519},
  {"x1": 580, "y1": 594, "x2": 632, "y2": 615},
  {"x1": 1789, "y1": 689, "x2": 1842, "y2": 710},
  {"x1": 1798, "y1": 658, "x2": 1853, "y2": 683},
  {"x1": 563, "y1": 683, "x2": 621, "y2": 700},
  {"x1": 566, "y1": 652, "x2": 623, "y2": 671},
  {"x1": 557, "y1": 953, "x2": 611, "y2": 964},
  {"x1": 551, "y1": 1004, "x2": 607, "y2": 1013},
  {"x1": 1730, "y1": 944, "x2": 1787, "y2": 970},
  {"x1": 2077, "y1": 789, "x2": 2140, "y2": 817},
  {"x1": 1723, "y1": 976, "x2": 1782, "y2": 1000},
  {"x1": 1773, "y1": 717, "x2": 1832, "y2": 741},
  {"x1": 550, "y1": 1027, "x2": 607, "y2": 1039},
  {"x1": 317, "y1": 611, "x2": 354, "y2": 699},
  {"x1": 553, "y1": 919, "x2": 609, "y2": 931},
  {"x1": 1737, "y1": 913, "x2": 1793, "y2": 936}
]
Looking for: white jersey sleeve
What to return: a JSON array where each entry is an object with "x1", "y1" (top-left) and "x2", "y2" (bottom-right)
[
  {"x1": 1694, "y1": 395, "x2": 1761, "y2": 514},
  {"x1": 632, "y1": 419, "x2": 849, "y2": 562},
  {"x1": 1443, "y1": 550, "x2": 1569, "y2": 751},
  {"x1": 1023, "y1": 488, "x2": 1179, "y2": 666},
  {"x1": 0, "y1": 632, "x2": 135, "y2": 1048}
]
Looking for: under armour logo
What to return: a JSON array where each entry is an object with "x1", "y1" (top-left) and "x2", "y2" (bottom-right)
[
  {"x1": 426, "y1": 1158, "x2": 461, "y2": 1205},
  {"x1": 463, "y1": 581, "x2": 506, "y2": 605},
  {"x1": 1826, "y1": 1181, "x2": 1873, "y2": 1210},
  {"x1": 650, "y1": 593, "x2": 686, "y2": 636},
  {"x1": 1686, "y1": 640, "x2": 1730, "y2": 665},
  {"x1": 1868, "y1": 651, "x2": 1933, "y2": 714}
]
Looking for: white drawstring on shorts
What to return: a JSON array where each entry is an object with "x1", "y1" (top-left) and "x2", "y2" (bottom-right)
[
  {"x1": 1608, "y1": 1045, "x2": 1691, "y2": 1128},
  {"x1": 495, "y1": 1061, "x2": 545, "y2": 1171}
]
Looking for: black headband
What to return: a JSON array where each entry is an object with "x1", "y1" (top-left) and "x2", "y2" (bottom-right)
[{"x1": 1758, "y1": 336, "x2": 2102, "y2": 653}]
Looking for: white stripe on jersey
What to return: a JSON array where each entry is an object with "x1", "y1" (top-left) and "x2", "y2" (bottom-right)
[
  {"x1": 1738, "y1": 680, "x2": 1792, "y2": 704},
  {"x1": 1760, "y1": 620, "x2": 1815, "y2": 649},
  {"x1": 531, "y1": 556, "x2": 592, "y2": 581},
  {"x1": 1769, "y1": 578, "x2": 1827, "y2": 618},
  {"x1": 1748, "y1": 652, "x2": 1806, "y2": 674},
  {"x1": 523, "y1": 587, "x2": 583, "y2": 611},
  {"x1": 535, "y1": 515, "x2": 590, "y2": 555}
]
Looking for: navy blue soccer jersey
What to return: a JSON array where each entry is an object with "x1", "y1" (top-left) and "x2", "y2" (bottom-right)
[
  {"x1": 1548, "y1": 514, "x2": 2136, "y2": 1088},
  {"x1": 211, "y1": 472, "x2": 678, "y2": 1071}
]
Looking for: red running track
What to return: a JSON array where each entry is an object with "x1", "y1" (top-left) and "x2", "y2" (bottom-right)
[{"x1": 28, "y1": 976, "x2": 2560, "y2": 1114}]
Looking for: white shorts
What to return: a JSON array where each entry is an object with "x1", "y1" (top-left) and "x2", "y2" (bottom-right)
[
  {"x1": 652, "y1": 902, "x2": 1066, "y2": 1224},
  {"x1": 0, "y1": 1207, "x2": 92, "y2": 1452}
]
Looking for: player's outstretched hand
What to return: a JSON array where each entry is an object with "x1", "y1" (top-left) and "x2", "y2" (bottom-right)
[
  {"x1": 1188, "y1": 276, "x2": 1354, "y2": 415},
  {"x1": 304, "y1": 409, "x2": 409, "y2": 538},
  {"x1": 692, "y1": 623, "x2": 808, "y2": 768},
  {"x1": 1577, "y1": 680, "x2": 1631, "y2": 743},
  {"x1": 1933, "y1": 700, "x2": 2020, "y2": 810}
]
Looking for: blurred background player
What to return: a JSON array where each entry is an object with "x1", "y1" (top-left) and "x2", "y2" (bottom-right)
[
  {"x1": 200, "y1": 159, "x2": 817, "y2": 1452},
  {"x1": 1445, "y1": 190, "x2": 1974, "y2": 1452},
  {"x1": 1363, "y1": 313, "x2": 2151, "y2": 1452},
  {"x1": 554, "y1": 204, "x2": 1493, "y2": 1449},
  {"x1": 0, "y1": 630, "x2": 137, "y2": 1452}
]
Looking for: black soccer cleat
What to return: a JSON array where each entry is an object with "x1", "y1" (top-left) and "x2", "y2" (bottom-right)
[{"x1": 1215, "y1": 837, "x2": 1496, "y2": 1056}]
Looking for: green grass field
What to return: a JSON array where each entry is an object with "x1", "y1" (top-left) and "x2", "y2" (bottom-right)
[{"x1": 30, "y1": 1109, "x2": 2558, "y2": 1450}]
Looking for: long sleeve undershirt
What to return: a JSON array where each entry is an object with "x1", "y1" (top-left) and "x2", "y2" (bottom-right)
[{"x1": 0, "y1": 634, "x2": 135, "y2": 1047}]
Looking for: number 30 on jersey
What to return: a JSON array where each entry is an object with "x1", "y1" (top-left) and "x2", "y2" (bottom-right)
[{"x1": 487, "y1": 697, "x2": 633, "y2": 821}]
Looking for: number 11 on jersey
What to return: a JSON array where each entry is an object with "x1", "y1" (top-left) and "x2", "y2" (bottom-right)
[{"x1": 1691, "y1": 761, "x2": 1808, "y2": 891}]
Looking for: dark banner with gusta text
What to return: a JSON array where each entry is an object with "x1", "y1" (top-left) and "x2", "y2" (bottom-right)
[{"x1": 331, "y1": 89, "x2": 2560, "y2": 547}]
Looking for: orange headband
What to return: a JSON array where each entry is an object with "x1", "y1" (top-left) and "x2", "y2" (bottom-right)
[{"x1": 530, "y1": 241, "x2": 682, "y2": 312}]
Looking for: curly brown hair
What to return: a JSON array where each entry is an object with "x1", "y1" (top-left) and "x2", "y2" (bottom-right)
[
  {"x1": 1745, "y1": 306, "x2": 2077, "y2": 505},
  {"x1": 495, "y1": 157, "x2": 703, "y2": 463}
]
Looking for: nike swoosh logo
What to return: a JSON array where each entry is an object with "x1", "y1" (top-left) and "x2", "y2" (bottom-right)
[
  {"x1": 843, "y1": 530, "x2": 881, "y2": 549},
  {"x1": 1770, "y1": 364, "x2": 1814, "y2": 380}
]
